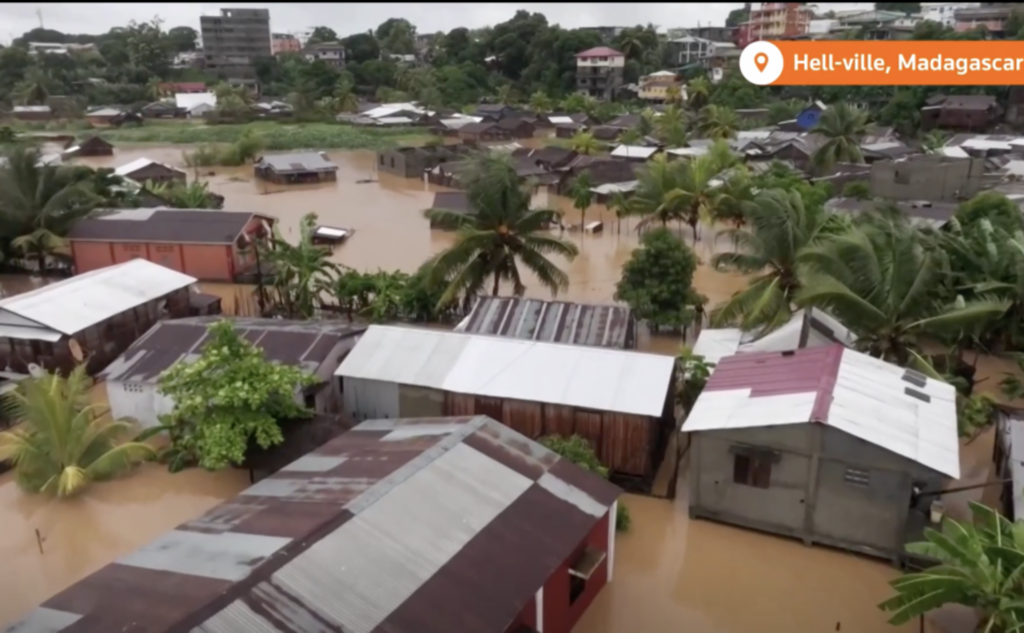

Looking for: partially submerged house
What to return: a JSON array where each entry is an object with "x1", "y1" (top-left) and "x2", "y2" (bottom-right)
[
  {"x1": 10, "y1": 105, "x2": 52, "y2": 121},
  {"x1": 922, "y1": 94, "x2": 1002, "y2": 132},
  {"x1": 428, "y1": 191, "x2": 475, "y2": 229},
  {"x1": 62, "y1": 136, "x2": 114, "y2": 158},
  {"x1": 254, "y1": 152, "x2": 339, "y2": 184},
  {"x1": 456, "y1": 296, "x2": 637, "y2": 350},
  {"x1": 684, "y1": 344, "x2": 960, "y2": 562},
  {"x1": 496, "y1": 117, "x2": 536, "y2": 139},
  {"x1": 335, "y1": 325, "x2": 677, "y2": 487},
  {"x1": 376, "y1": 144, "x2": 471, "y2": 178},
  {"x1": 458, "y1": 121, "x2": 508, "y2": 142},
  {"x1": 84, "y1": 107, "x2": 129, "y2": 127},
  {"x1": 114, "y1": 157, "x2": 186, "y2": 185},
  {"x1": 555, "y1": 158, "x2": 641, "y2": 196},
  {"x1": 6, "y1": 414, "x2": 620, "y2": 633},
  {"x1": 101, "y1": 317, "x2": 367, "y2": 428},
  {"x1": 0, "y1": 259, "x2": 196, "y2": 375},
  {"x1": 68, "y1": 208, "x2": 276, "y2": 282}
]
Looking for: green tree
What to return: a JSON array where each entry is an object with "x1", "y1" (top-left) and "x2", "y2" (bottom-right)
[
  {"x1": 166, "y1": 26, "x2": 198, "y2": 53},
  {"x1": 422, "y1": 153, "x2": 579, "y2": 305},
  {"x1": 569, "y1": 131, "x2": 601, "y2": 155},
  {"x1": 529, "y1": 90, "x2": 553, "y2": 114},
  {"x1": 726, "y1": 7, "x2": 751, "y2": 27},
  {"x1": 698, "y1": 104, "x2": 741, "y2": 140},
  {"x1": 340, "y1": 32, "x2": 381, "y2": 64},
  {"x1": 541, "y1": 434, "x2": 631, "y2": 532},
  {"x1": 655, "y1": 104, "x2": 688, "y2": 146},
  {"x1": 569, "y1": 171, "x2": 594, "y2": 230},
  {"x1": 155, "y1": 320, "x2": 319, "y2": 471},
  {"x1": 0, "y1": 364, "x2": 154, "y2": 498},
  {"x1": 712, "y1": 188, "x2": 846, "y2": 332},
  {"x1": 376, "y1": 18, "x2": 417, "y2": 55},
  {"x1": 307, "y1": 26, "x2": 338, "y2": 46},
  {"x1": 264, "y1": 213, "x2": 339, "y2": 319},
  {"x1": 879, "y1": 501, "x2": 1024, "y2": 632},
  {"x1": 810, "y1": 103, "x2": 869, "y2": 173},
  {"x1": 615, "y1": 228, "x2": 702, "y2": 332},
  {"x1": 687, "y1": 77, "x2": 711, "y2": 110}
]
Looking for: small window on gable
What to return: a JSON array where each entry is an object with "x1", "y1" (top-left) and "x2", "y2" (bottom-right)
[{"x1": 844, "y1": 467, "x2": 870, "y2": 487}]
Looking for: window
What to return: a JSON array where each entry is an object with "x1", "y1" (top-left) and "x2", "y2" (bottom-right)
[
  {"x1": 844, "y1": 467, "x2": 870, "y2": 487},
  {"x1": 303, "y1": 392, "x2": 316, "y2": 409},
  {"x1": 568, "y1": 546, "x2": 605, "y2": 606},
  {"x1": 733, "y1": 453, "x2": 772, "y2": 488},
  {"x1": 894, "y1": 169, "x2": 911, "y2": 185}
]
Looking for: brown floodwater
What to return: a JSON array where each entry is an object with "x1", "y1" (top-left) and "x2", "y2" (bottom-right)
[{"x1": 0, "y1": 145, "x2": 1003, "y2": 630}]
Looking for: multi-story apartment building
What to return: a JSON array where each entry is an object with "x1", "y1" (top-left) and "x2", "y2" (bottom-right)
[
  {"x1": 736, "y1": 2, "x2": 814, "y2": 47},
  {"x1": 638, "y1": 71, "x2": 683, "y2": 102},
  {"x1": 200, "y1": 8, "x2": 272, "y2": 86},
  {"x1": 271, "y1": 33, "x2": 301, "y2": 55},
  {"x1": 666, "y1": 33, "x2": 713, "y2": 66},
  {"x1": 575, "y1": 46, "x2": 625, "y2": 101},
  {"x1": 954, "y1": 3, "x2": 1014, "y2": 35},
  {"x1": 304, "y1": 42, "x2": 346, "y2": 68},
  {"x1": 921, "y1": 3, "x2": 981, "y2": 27}
]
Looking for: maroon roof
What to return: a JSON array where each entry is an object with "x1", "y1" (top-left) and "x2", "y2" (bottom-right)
[
  {"x1": 69, "y1": 209, "x2": 270, "y2": 245},
  {"x1": 159, "y1": 82, "x2": 206, "y2": 91},
  {"x1": 576, "y1": 46, "x2": 624, "y2": 58},
  {"x1": 11, "y1": 416, "x2": 620, "y2": 633},
  {"x1": 703, "y1": 344, "x2": 844, "y2": 422}
]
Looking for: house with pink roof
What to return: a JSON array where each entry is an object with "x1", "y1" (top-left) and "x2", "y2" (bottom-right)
[{"x1": 682, "y1": 343, "x2": 960, "y2": 563}]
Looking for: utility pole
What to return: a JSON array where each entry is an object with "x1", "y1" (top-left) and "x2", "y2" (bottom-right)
[{"x1": 36, "y1": 7, "x2": 43, "y2": 29}]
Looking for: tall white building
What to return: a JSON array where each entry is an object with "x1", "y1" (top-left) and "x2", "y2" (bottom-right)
[{"x1": 921, "y1": 2, "x2": 981, "y2": 27}]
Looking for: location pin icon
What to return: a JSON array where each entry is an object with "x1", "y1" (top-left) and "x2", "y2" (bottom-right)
[{"x1": 755, "y1": 53, "x2": 769, "y2": 73}]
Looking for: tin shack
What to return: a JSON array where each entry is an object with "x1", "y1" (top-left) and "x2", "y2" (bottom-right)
[
  {"x1": 101, "y1": 316, "x2": 367, "y2": 429},
  {"x1": 683, "y1": 344, "x2": 960, "y2": 563},
  {"x1": 0, "y1": 259, "x2": 196, "y2": 375},
  {"x1": 5, "y1": 415, "x2": 621, "y2": 633},
  {"x1": 335, "y1": 325, "x2": 677, "y2": 488},
  {"x1": 254, "y1": 152, "x2": 339, "y2": 184}
]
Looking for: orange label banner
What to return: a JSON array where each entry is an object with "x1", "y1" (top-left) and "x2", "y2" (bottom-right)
[{"x1": 739, "y1": 41, "x2": 1024, "y2": 86}]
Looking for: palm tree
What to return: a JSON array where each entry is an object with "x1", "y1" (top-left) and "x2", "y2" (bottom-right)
[
  {"x1": 569, "y1": 131, "x2": 601, "y2": 155},
  {"x1": 608, "y1": 191, "x2": 631, "y2": 234},
  {"x1": 264, "y1": 213, "x2": 339, "y2": 318},
  {"x1": 0, "y1": 364, "x2": 154, "y2": 498},
  {"x1": 529, "y1": 90, "x2": 553, "y2": 114},
  {"x1": 665, "y1": 85, "x2": 683, "y2": 106},
  {"x1": 796, "y1": 217, "x2": 1009, "y2": 365},
  {"x1": 496, "y1": 85, "x2": 515, "y2": 106},
  {"x1": 332, "y1": 79, "x2": 359, "y2": 113},
  {"x1": 920, "y1": 130, "x2": 948, "y2": 154},
  {"x1": 711, "y1": 188, "x2": 846, "y2": 332},
  {"x1": 629, "y1": 154, "x2": 688, "y2": 232},
  {"x1": 0, "y1": 146, "x2": 99, "y2": 271},
  {"x1": 618, "y1": 128, "x2": 644, "y2": 145},
  {"x1": 18, "y1": 80, "x2": 49, "y2": 106},
  {"x1": 687, "y1": 77, "x2": 711, "y2": 110},
  {"x1": 880, "y1": 501, "x2": 1024, "y2": 632},
  {"x1": 655, "y1": 105, "x2": 688, "y2": 146},
  {"x1": 422, "y1": 153, "x2": 579, "y2": 305},
  {"x1": 809, "y1": 102, "x2": 869, "y2": 172},
  {"x1": 569, "y1": 171, "x2": 594, "y2": 230},
  {"x1": 698, "y1": 105, "x2": 740, "y2": 140},
  {"x1": 637, "y1": 109, "x2": 656, "y2": 136}
]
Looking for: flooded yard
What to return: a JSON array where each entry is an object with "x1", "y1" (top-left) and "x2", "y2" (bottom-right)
[{"x1": 0, "y1": 144, "x2": 1005, "y2": 629}]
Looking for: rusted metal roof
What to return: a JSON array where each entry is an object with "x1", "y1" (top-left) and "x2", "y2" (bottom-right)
[
  {"x1": 8, "y1": 415, "x2": 620, "y2": 633},
  {"x1": 69, "y1": 209, "x2": 274, "y2": 245},
  {"x1": 456, "y1": 296, "x2": 637, "y2": 349},
  {"x1": 99, "y1": 316, "x2": 367, "y2": 383}
]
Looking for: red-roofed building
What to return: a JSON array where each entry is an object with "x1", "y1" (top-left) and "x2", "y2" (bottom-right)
[
  {"x1": 736, "y1": 2, "x2": 814, "y2": 48},
  {"x1": 157, "y1": 81, "x2": 207, "y2": 97},
  {"x1": 682, "y1": 343, "x2": 960, "y2": 563},
  {"x1": 576, "y1": 46, "x2": 625, "y2": 101}
]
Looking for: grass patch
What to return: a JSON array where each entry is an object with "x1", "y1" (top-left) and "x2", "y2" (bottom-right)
[{"x1": 15, "y1": 121, "x2": 431, "y2": 151}]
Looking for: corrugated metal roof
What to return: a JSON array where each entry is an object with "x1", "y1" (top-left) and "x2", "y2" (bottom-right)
[
  {"x1": 611, "y1": 145, "x2": 659, "y2": 159},
  {"x1": 691, "y1": 328, "x2": 745, "y2": 367},
  {"x1": 0, "y1": 260, "x2": 195, "y2": 339},
  {"x1": 455, "y1": 296, "x2": 636, "y2": 349},
  {"x1": 336, "y1": 325, "x2": 674, "y2": 417},
  {"x1": 683, "y1": 344, "x2": 960, "y2": 478},
  {"x1": 70, "y1": 209, "x2": 270, "y2": 244},
  {"x1": 257, "y1": 152, "x2": 338, "y2": 174},
  {"x1": 100, "y1": 316, "x2": 367, "y2": 383},
  {"x1": 174, "y1": 92, "x2": 217, "y2": 109},
  {"x1": 7, "y1": 415, "x2": 620, "y2": 633},
  {"x1": 114, "y1": 157, "x2": 184, "y2": 177}
]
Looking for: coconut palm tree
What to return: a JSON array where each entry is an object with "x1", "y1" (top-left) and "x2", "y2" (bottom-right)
[
  {"x1": 880, "y1": 501, "x2": 1024, "y2": 632},
  {"x1": 637, "y1": 109, "x2": 656, "y2": 136},
  {"x1": 496, "y1": 84, "x2": 515, "y2": 105},
  {"x1": 618, "y1": 128, "x2": 644, "y2": 145},
  {"x1": 809, "y1": 102, "x2": 869, "y2": 172},
  {"x1": 569, "y1": 171, "x2": 594, "y2": 230},
  {"x1": 569, "y1": 131, "x2": 601, "y2": 155},
  {"x1": 655, "y1": 105, "x2": 688, "y2": 147},
  {"x1": 687, "y1": 77, "x2": 711, "y2": 110},
  {"x1": 665, "y1": 85, "x2": 683, "y2": 106},
  {"x1": 920, "y1": 130, "x2": 948, "y2": 154},
  {"x1": 698, "y1": 105, "x2": 740, "y2": 140},
  {"x1": 0, "y1": 364, "x2": 154, "y2": 498},
  {"x1": 608, "y1": 191, "x2": 631, "y2": 234},
  {"x1": 422, "y1": 153, "x2": 579, "y2": 305},
  {"x1": 529, "y1": 90, "x2": 553, "y2": 114},
  {"x1": 711, "y1": 188, "x2": 846, "y2": 333},
  {"x1": 0, "y1": 146, "x2": 99, "y2": 271},
  {"x1": 629, "y1": 154, "x2": 688, "y2": 232},
  {"x1": 331, "y1": 78, "x2": 359, "y2": 113},
  {"x1": 796, "y1": 216, "x2": 1009, "y2": 365},
  {"x1": 264, "y1": 213, "x2": 339, "y2": 318}
]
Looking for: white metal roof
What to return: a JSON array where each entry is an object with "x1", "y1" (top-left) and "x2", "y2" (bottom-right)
[
  {"x1": 0, "y1": 260, "x2": 196, "y2": 340},
  {"x1": 684, "y1": 346, "x2": 960, "y2": 478},
  {"x1": 590, "y1": 181, "x2": 638, "y2": 195},
  {"x1": 691, "y1": 328, "x2": 744, "y2": 367},
  {"x1": 611, "y1": 145, "x2": 659, "y2": 159},
  {"x1": 115, "y1": 158, "x2": 184, "y2": 177},
  {"x1": 336, "y1": 325, "x2": 676, "y2": 417},
  {"x1": 548, "y1": 116, "x2": 574, "y2": 125},
  {"x1": 741, "y1": 308, "x2": 857, "y2": 354},
  {"x1": 666, "y1": 147, "x2": 709, "y2": 157},
  {"x1": 174, "y1": 92, "x2": 217, "y2": 109},
  {"x1": 940, "y1": 146, "x2": 970, "y2": 158}
]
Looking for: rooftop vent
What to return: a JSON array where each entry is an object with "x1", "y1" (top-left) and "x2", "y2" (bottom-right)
[
  {"x1": 901, "y1": 369, "x2": 927, "y2": 389},
  {"x1": 904, "y1": 386, "x2": 931, "y2": 403}
]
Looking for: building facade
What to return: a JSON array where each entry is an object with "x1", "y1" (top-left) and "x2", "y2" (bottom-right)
[
  {"x1": 576, "y1": 46, "x2": 625, "y2": 101},
  {"x1": 922, "y1": 2, "x2": 981, "y2": 27},
  {"x1": 737, "y1": 2, "x2": 814, "y2": 47},
  {"x1": 271, "y1": 32, "x2": 301, "y2": 55},
  {"x1": 954, "y1": 4, "x2": 1014, "y2": 34},
  {"x1": 303, "y1": 41, "x2": 346, "y2": 67},
  {"x1": 200, "y1": 8, "x2": 272, "y2": 86}
]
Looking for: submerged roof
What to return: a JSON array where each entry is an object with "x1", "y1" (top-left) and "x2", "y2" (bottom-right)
[
  {"x1": 455, "y1": 296, "x2": 635, "y2": 349},
  {"x1": 69, "y1": 209, "x2": 274, "y2": 244},
  {"x1": 683, "y1": 344, "x2": 960, "y2": 478},
  {"x1": 100, "y1": 316, "x2": 367, "y2": 383},
  {"x1": 337, "y1": 325, "x2": 675, "y2": 417},
  {"x1": 257, "y1": 152, "x2": 338, "y2": 174},
  {"x1": 0, "y1": 260, "x2": 195, "y2": 342},
  {"x1": 8, "y1": 415, "x2": 620, "y2": 633},
  {"x1": 114, "y1": 157, "x2": 184, "y2": 177}
]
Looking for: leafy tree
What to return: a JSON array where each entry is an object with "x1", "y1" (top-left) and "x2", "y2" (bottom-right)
[
  {"x1": 264, "y1": 213, "x2": 338, "y2": 319},
  {"x1": 340, "y1": 32, "x2": 381, "y2": 64},
  {"x1": 166, "y1": 26, "x2": 198, "y2": 53},
  {"x1": 307, "y1": 26, "x2": 338, "y2": 46},
  {"x1": 767, "y1": 99, "x2": 804, "y2": 125},
  {"x1": 422, "y1": 153, "x2": 578, "y2": 305},
  {"x1": 376, "y1": 18, "x2": 417, "y2": 55},
  {"x1": 615, "y1": 228, "x2": 702, "y2": 332},
  {"x1": 655, "y1": 105, "x2": 687, "y2": 146},
  {"x1": 155, "y1": 320, "x2": 319, "y2": 471},
  {"x1": 124, "y1": 17, "x2": 171, "y2": 77},
  {"x1": 0, "y1": 364, "x2": 154, "y2": 498},
  {"x1": 810, "y1": 103, "x2": 869, "y2": 172},
  {"x1": 687, "y1": 77, "x2": 711, "y2": 110},
  {"x1": 726, "y1": 7, "x2": 751, "y2": 27},
  {"x1": 842, "y1": 181, "x2": 871, "y2": 200},
  {"x1": 879, "y1": 501, "x2": 1024, "y2": 631},
  {"x1": 569, "y1": 171, "x2": 594, "y2": 230}
]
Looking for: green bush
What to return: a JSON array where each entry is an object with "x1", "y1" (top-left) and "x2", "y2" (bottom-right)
[{"x1": 541, "y1": 434, "x2": 631, "y2": 532}]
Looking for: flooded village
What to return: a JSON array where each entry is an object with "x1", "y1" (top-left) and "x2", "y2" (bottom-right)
[{"x1": 1, "y1": 3, "x2": 1024, "y2": 633}]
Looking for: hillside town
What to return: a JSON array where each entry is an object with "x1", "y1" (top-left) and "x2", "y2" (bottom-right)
[{"x1": 0, "y1": 2, "x2": 1023, "y2": 633}]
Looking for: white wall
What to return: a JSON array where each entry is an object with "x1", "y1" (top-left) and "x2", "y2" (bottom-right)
[
  {"x1": 107, "y1": 381, "x2": 175, "y2": 429},
  {"x1": 577, "y1": 56, "x2": 625, "y2": 68},
  {"x1": 341, "y1": 377, "x2": 400, "y2": 421}
]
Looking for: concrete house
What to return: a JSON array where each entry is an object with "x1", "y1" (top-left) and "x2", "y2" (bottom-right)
[
  {"x1": 921, "y1": 95, "x2": 1003, "y2": 132},
  {"x1": 684, "y1": 344, "x2": 960, "y2": 562},
  {"x1": 376, "y1": 144, "x2": 471, "y2": 178},
  {"x1": 114, "y1": 158, "x2": 187, "y2": 186},
  {"x1": 69, "y1": 209, "x2": 277, "y2": 282},
  {"x1": 0, "y1": 259, "x2": 196, "y2": 375},
  {"x1": 456, "y1": 296, "x2": 637, "y2": 350},
  {"x1": 335, "y1": 325, "x2": 678, "y2": 487},
  {"x1": 869, "y1": 155, "x2": 986, "y2": 201},
  {"x1": 254, "y1": 152, "x2": 339, "y2": 184},
  {"x1": 100, "y1": 317, "x2": 367, "y2": 429},
  {"x1": 6, "y1": 415, "x2": 620, "y2": 633}
]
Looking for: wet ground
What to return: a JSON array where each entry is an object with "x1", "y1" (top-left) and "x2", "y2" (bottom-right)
[{"x1": 0, "y1": 145, "x2": 1005, "y2": 630}]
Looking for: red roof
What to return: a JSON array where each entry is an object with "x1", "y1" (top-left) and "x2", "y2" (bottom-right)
[
  {"x1": 576, "y1": 46, "x2": 624, "y2": 58},
  {"x1": 158, "y1": 82, "x2": 206, "y2": 91}
]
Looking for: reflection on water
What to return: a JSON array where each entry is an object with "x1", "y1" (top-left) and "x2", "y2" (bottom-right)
[{"x1": 0, "y1": 144, "x2": 1002, "y2": 630}]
